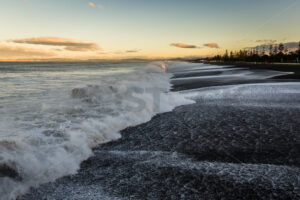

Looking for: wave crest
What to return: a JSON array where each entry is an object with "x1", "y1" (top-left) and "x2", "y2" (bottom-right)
[{"x1": 0, "y1": 62, "x2": 193, "y2": 200}]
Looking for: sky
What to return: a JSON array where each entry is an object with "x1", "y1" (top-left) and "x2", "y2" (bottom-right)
[{"x1": 0, "y1": 0, "x2": 299, "y2": 61}]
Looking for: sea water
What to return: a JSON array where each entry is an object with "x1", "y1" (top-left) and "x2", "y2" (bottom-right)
[{"x1": 0, "y1": 62, "x2": 193, "y2": 200}]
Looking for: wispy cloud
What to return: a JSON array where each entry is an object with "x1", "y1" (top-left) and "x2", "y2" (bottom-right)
[
  {"x1": 126, "y1": 49, "x2": 140, "y2": 53},
  {"x1": 88, "y1": 2, "x2": 96, "y2": 7},
  {"x1": 203, "y1": 43, "x2": 219, "y2": 48},
  {"x1": 10, "y1": 37, "x2": 101, "y2": 51},
  {"x1": 0, "y1": 44, "x2": 55, "y2": 57},
  {"x1": 114, "y1": 49, "x2": 141, "y2": 54},
  {"x1": 170, "y1": 43, "x2": 198, "y2": 49},
  {"x1": 88, "y1": 2, "x2": 103, "y2": 9},
  {"x1": 255, "y1": 39, "x2": 277, "y2": 44}
]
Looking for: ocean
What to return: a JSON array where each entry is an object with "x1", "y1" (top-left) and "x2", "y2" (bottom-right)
[
  {"x1": 1, "y1": 62, "x2": 300, "y2": 200},
  {"x1": 0, "y1": 62, "x2": 193, "y2": 200}
]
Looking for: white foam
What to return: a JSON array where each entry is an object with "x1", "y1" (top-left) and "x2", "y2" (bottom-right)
[
  {"x1": 183, "y1": 82, "x2": 300, "y2": 108},
  {"x1": 166, "y1": 62, "x2": 230, "y2": 73},
  {"x1": 0, "y1": 62, "x2": 194, "y2": 200},
  {"x1": 172, "y1": 69, "x2": 292, "y2": 81}
]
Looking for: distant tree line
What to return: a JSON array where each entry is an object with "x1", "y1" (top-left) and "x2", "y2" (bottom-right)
[{"x1": 209, "y1": 42, "x2": 300, "y2": 63}]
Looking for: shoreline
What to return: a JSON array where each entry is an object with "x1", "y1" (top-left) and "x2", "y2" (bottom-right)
[
  {"x1": 20, "y1": 62, "x2": 300, "y2": 200},
  {"x1": 201, "y1": 61, "x2": 300, "y2": 79},
  {"x1": 171, "y1": 62, "x2": 300, "y2": 91}
]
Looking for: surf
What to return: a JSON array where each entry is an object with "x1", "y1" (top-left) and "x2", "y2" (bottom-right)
[{"x1": 0, "y1": 62, "x2": 193, "y2": 200}]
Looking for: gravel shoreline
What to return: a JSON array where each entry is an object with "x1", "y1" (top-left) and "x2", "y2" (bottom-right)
[{"x1": 20, "y1": 63, "x2": 300, "y2": 200}]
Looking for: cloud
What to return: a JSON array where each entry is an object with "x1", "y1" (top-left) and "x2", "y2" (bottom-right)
[
  {"x1": 88, "y1": 2, "x2": 95, "y2": 7},
  {"x1": 203, "y1": 43, "x2": 219, "y2": 48},
  {"x1": 171, "y1": 42, "x2": 220, "y2": 49},
  {"x1": 113, "y1": 49, "x2": 141, "y2": 54},
  {"x1": 170, "y1": 43, "x2": 198, "y2": 49},
  {"x1": 10, "y1": 37, "x2": 101, "y2": 51},
  {"x1": 0, "y1": 44, "x2": 55, "y2": 58},
  {"x1": 126, "y1": 49, "x2": 140, "y2": 53},
  {"x1": 255, "y1": 39, "x2": 277, "y2": 44},
  {"x1": 88, "y1": 2, "x2": 103, "y2": 9}
]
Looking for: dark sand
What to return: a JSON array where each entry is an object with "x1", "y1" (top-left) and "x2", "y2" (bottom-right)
[{"x1": 20, "y1": 63, "x2": 300, "y2": 200}]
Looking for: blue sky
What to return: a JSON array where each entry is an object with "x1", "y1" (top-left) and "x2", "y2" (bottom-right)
[{"x1": 0, "y1": 0, "x2": 299, "y2": 60}]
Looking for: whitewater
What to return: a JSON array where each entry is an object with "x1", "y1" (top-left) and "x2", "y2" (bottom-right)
[{"x1": 0, "y1": 62, "x2": 194, "y2": 200}]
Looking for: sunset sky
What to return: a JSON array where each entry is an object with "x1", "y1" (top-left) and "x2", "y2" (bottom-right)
[{"x1": 0, "y1": 0, "x2": 299, "y2": 61}]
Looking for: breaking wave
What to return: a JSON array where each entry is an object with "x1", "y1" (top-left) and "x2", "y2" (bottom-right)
[{"x1": 0, "y1": 62, "x2": 193, "y2": 200}]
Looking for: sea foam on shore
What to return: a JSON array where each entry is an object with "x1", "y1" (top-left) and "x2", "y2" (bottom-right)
[
  {"x1": 20, "y1": 68, "x2": 300, "y2": 199},
  {"x1": 0, "y1": 62, "x2": 193, "y2": 200}
]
